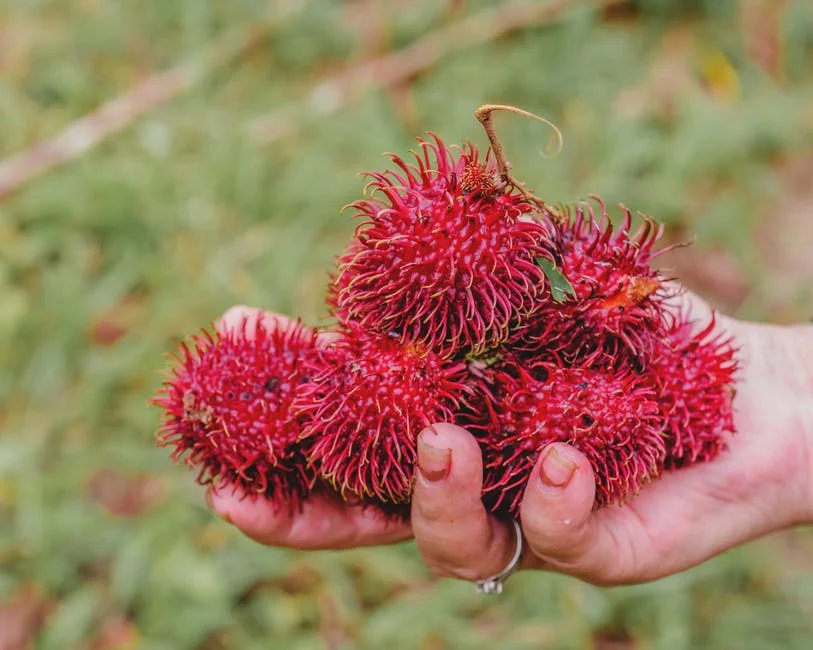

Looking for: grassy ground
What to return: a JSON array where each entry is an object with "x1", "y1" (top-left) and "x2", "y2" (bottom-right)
[{"x1": 1, "y1": 1, "x2": 813, "y2": 648}]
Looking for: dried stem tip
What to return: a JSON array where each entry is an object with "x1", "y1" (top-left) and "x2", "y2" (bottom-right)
[{"x1": 474, "y1": 104, "x2": 564, "y2": 223}]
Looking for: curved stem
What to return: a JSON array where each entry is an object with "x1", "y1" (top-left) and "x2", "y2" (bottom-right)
[{"x1": 474, "y1": 104, "x2": 564, "y2": 224}]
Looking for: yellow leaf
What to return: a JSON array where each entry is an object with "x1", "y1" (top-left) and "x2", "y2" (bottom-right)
[{"x1": 699, "y1": 50, "x2": 741, "y2": 104}]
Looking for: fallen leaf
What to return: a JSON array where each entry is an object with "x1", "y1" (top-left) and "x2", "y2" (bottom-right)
[
  {"x1": 89, "y1": 615, "x2": 140, "y2": 650},
  {"x1": 88, "y1": 292, "x2": 147, "y2": 348},
  {"x1": 0, "y1": 585, "x2": 52, "y2": 650},
  {"x1": 593, "y1": 629, "x2": 639, "y2": 650},
  {"x1": 698, "y1": 49, "x2": 741, "y2": 104},
  {"x1": 86, "y1": 469, "x2": 164, "y2": 518},
  {"x1": 741, "y1": 0, "x2": 789, "y2": 80}
]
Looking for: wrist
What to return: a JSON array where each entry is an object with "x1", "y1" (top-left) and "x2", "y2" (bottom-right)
[
  {"x1": 734, "y1": 320, "x2": 813, "y2": 527},
  {"x1": 775, "y1": 322, "x2": 813, "y2": 524},
  {"x1": 793, "y1": 324, "x2": 813, "y2": 522}
]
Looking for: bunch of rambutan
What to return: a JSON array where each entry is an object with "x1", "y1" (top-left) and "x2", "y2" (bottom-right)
[{"x1": 155, "y1": 121, "x2": 738, "y2": 520}]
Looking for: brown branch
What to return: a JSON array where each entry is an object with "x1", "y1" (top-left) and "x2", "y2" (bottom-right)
[
  {"x1": 0, "y1": 8, "x2": 297, "y2": 201},
  {"x1": 250, "y1": 0, "x2": 622, "y2": 142},
  {"x1": 474, "y1": 103, "x2": 564, "y2": 221},
  {"x1": 0, "y1": 0, "x2": 621, "y2": 198}
]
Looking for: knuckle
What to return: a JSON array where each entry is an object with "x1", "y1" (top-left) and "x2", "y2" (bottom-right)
[
  {"x1": 412, "y1": 494, "x2": 452, "y2": 526},
  {"x1": 423, "y1": 557, "x2": 485, "y2": 582},
  {"x1": 521, "y1": 518, "x2": 593, "y2": 568},
  {"x1": 416, "y1": 536, "x2": 484, "y2": 579}
]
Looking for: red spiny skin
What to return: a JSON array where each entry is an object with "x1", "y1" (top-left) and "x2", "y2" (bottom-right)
[
  {"x1": 514, "y1": 198, "x2": 671, "y2": 365},
  {"x1": 296, "y1": 326, "x2": 469, "y2": 511},
  {"x1": 154, "y1": 318, "x2": 320, "y2": 510},
  {"x1": 332, "y1": 134, "x2": 554, "y2": 359},
  {"x1": 653, "y1": 312, "x2": 738, "y2": 468},
  {"x1": 465, "y1": 359, "x2": 666, "y2": 517}
]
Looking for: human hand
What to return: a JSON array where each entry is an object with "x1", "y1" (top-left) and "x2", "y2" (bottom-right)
[
  {"x1": 410, "y1": 291, "x2": 813, "y2": 586},
  {"x1": 206, "y1": 306, "x2": 412, "y2": 550},
  {"x1": 207, "y1": 296, "x2": 813, "y2": 587}
]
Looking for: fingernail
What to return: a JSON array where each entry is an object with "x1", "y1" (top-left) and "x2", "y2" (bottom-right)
[
  {"x1": 417, "y1": 435, "x2": 451, "y2": 483},
  {"x1": 539, "y1": 446, "x2": 577, "y2": 489}
]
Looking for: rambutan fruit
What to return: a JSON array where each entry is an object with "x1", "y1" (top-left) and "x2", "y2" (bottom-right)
[
  {"x1": 154, "y1": 317, "x2": 320, "y2": 509},
  {"x1": 465, "y1": 358, "x2": 666, "y2": 517},
  {"x1": 331, "y1": 134, "x2": 554, "y2": 359},
  {"x1": 514, "y1": 198, "x2": 671, "y2": 365},
  {"x1": 652, "y1": 311, "x2": 738, "y2": 467},
  {"x1": 296, "y1": 325, "x2": 469, "y2": 511}
]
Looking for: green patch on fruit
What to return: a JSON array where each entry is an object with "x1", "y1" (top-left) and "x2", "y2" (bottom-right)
[
  {"x1": 464, "y1": 349, "x2": 502, "y2": 366},
  {"x1": 536, "y1": 257, "x2": 576, "y2": 303}
]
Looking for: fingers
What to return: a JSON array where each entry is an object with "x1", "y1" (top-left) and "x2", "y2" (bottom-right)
[
  {"x1": 411, "y1": 424, "x2": 519, "y2": 582},
  {"x1": 519, "y1": 443, "x2": 649, "y2": 585},
  {"x1": 212, "y1": 305, "x2": 384, "y2": 551},
  {"x1": 217, "y1": 305, "x2": 338, "y2": 344},
  {"x1": 662, "y1": 282, "x2": 714, "y2": 322},
  {"x1": 217, "y1": 305, "x2": 293, "y2": 337},
  {"x1": 518, "y1": 444, "x2": 703, "y2": 585},
  {"x1": 207, "y1": 484, "x2": 412, "y2": 550},
  {"x1": 663, "y1": 283, "x2": 743, "y2": 339},
  {"x1": 519, "y1": 444, "x2": 604, "y2": 573}
]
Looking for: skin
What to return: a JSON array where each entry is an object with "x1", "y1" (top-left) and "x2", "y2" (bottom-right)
[{"x1": 209, "y1": 293, "x2": 813, "y2": 587}]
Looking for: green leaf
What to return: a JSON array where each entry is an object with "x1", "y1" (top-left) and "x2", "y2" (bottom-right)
[{"x1": 536, "y1": 257, "x2": 576, "y2": 303}]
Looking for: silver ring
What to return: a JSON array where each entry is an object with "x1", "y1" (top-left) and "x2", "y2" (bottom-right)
[{"x1": 475, "y1": 519, "x2": 523, "y2": 594}]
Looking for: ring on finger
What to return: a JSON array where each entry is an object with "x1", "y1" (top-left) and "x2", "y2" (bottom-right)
[{"x1": 475, "y1": 519, "x2": 523, "y2": 595}]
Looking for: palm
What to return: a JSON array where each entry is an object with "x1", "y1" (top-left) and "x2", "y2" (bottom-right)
[
  {"x1": 208, "y1": 306, "x2": 413, "y2": 549},
  {"x1": 577, "y1": 311, "x2": 813, "y2": 583},
  {"x1": 210, "y1": 299, "x2": 813, "y2": 583}
]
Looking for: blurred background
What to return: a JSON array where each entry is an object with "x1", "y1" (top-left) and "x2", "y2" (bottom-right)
[{"x1": 1, "y1": 0, "x2": 813, "y2": 648}]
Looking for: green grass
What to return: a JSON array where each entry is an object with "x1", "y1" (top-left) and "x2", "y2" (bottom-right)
[{"x1": 1, "y1": 0, "x2": 813, "y2": 647}]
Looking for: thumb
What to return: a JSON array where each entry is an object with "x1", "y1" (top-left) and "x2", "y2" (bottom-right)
[
  {"x1": 519, "y1": 443, "x2": 625, "y2": 583},
  {"x1": 411, "y1": 423, "x2": 519, "y2": 582}
]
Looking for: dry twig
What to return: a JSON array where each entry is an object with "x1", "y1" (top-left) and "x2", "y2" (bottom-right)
[
  {"x1": 0, "y1": 6, "x2": 299, "y2": 200},
  {"x1": 0, "y1": 0, "x2": 621, "y2": 198},
  {"x1": 474, "y1": 103, "x2": 564, "y2": 219},
  {"x1": 250, "y1": 0, "x2": 621, "y2": 142}
]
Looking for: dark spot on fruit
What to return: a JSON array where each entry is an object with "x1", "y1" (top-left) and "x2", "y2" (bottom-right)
[
  {"x1": 240, "y1": 392, "x2": 252, "y2": 401},
  {"x1": 581, "y1": 414, "x2": 595, "y2": 426},
  {"x1": 226, "y1": 391, "x2": 235, "y2": 400},
  {"x1": 264, "y1": 377, "x2": 280, "y2": 392}
]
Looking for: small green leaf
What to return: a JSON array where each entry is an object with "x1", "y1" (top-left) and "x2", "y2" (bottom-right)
[
  {"x1": 536, "y1": 257, "x2": 576, "y2": 303},
  {"x1": 464, "y1": 350, "x2": 502, "y2": 366}
]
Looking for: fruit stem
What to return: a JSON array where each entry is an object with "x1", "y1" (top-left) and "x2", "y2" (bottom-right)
[{"x1": 474, "y1": 104, "x2": 564, "y2": 224}]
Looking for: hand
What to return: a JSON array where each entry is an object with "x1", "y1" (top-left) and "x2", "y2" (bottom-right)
[
  {"x1": 207, "y1": 296, "x2": 813, "y2": 587},
  {"x1": 206, "y1": 306, "x2": 412, "y2": 550},
  {"x1": 411, "y1": 292, "x2": 813, "y2": 586}
]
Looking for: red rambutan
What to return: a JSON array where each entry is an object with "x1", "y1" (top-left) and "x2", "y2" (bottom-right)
[
  {"x1": 331, "y1": 134, "x2": 554, "y2": 359},
  {"x1": 296, "y1": 325, "x2": 469, "y2": 510},
  {"x1": 154, "y1": 317, "x2": 320, "y2": 509},
  {"x1": 653, "y1": 311, "x2": 738, "y2": 467},
  {"x1": 465, "y1": 358, "x2": 666, "y2": 517},
  {"x1": 514, "y1": 198, "x2": 671, "y2": 365},
  {"x1": 153, "y1": 110, "x2": 743, "y2": 527}
]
